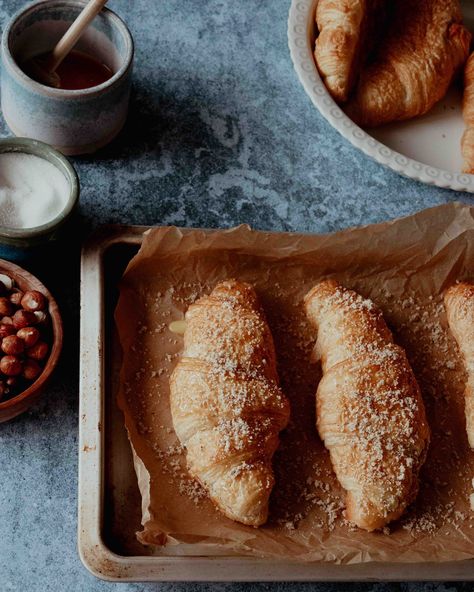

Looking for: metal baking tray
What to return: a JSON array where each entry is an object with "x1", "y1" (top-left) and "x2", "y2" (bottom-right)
[{"x1": 78, "y1": 224, "x2": 474, "y2": 582}]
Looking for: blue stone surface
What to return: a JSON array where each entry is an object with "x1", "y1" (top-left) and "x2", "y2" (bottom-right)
[{"x1": 0, "y1": 0, "x2": 473, "y2": 590}]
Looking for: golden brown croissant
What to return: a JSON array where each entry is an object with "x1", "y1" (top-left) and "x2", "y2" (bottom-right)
[
  {"x1": 462, "y1": 53, "x2": 474, "y2": 174},
  {"x1": 170, "y1": 280, "x2": 290, "y2": 526},
  {"x1": 304, "y1": 279, "x2": 430, "y2": 531},
  {"x1": 314, "y1": 0, "x2": 366, "y2": 103},
  {"x1": 314, "y1": 0, "x2": 386, "y2": 103},
  {"x1": 444, "y1": 282, "x2": 474, "y2": 448},
  {"x1": 346, "y1": 0, "x2": 471, "y2": 127}
]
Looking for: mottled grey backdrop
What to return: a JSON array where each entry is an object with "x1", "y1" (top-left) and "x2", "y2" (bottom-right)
[{"x1": 0, "y1": 0, "x2": 472, "y2": 590}]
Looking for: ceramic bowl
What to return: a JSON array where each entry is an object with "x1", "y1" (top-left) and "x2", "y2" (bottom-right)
[
  {"x1": 0, "y1": 137, "x2": 79, "y2": 262},
  {"x1": 287, "y1": 0, "x2": 474, "y2": 193},
  {"x1": 0, "y1": 258, "x2": 63, "y2": 422},
  {"x1": 1, "y1": 0, "x2": 134, "y2": 155}
]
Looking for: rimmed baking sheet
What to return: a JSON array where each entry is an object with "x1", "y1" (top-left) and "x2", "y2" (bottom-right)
[{"x1": 78, "y1": 212, "x2": 474, "y2": 581}]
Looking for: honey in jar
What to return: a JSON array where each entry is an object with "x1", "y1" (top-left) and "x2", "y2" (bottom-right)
[{"x1": 23, "y1": 49, "x2": 113, "y2": 90}]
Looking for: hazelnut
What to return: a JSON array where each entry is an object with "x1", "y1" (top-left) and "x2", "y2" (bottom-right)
[
  {"x1": 33, "y1": 311, "x2": 47, "y2": 325},
  {"x1": 27, "y1": 341, "x2": 49, "y2": 361},
  {"x1": 22, "y1": 359, "x2": 42, "y2": 381},
  {"x1": 1, "y1": 335, "x2": 24, "y2": 355},
  {"x1": 13, "y1": 309, "x2": 37, "y2": 329},
  {"x1": 0, "y1": 324, "x2": 16, "y2": 339},
  {"x1": 0, "y1": 355, "x2": 22, "y2": 376},
  {"x1": 6, "y1": 376, "x2": 18, "y2": 387},
  {"x1": 0, "y1": 274, "x2": 13, "y2": 291},
  {"x1": 1, "y1": 316, "x2": 13, "y2": 326},
  {"x1": 21, "y1": 290, "x2": 46, "y2": 312},
  {"x1": 0, "y1": 297, "x2": 13, "y2": 317},
  {"x1": 9, "y1": 290, "x2": 24, "y2": 307},
  {"x1": 17, "y1": 327, "x2": 40, "y2": 348}
]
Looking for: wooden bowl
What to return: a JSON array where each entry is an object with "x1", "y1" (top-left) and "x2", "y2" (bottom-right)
[{"x1": 0, "y1": 259, "x2": 63, "y2": 422}]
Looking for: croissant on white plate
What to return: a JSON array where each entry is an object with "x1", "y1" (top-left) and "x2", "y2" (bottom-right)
[
  {"x1": 345, "y1": 0, "x2": 470, "y2": 127},
  {"x1": 304, "y1": 279, "x2": 430, "y2": 531},
  {"x1": 314, "y1": 0, "x2": 387, "y2": 103},
  {"x1": 444, "y1": 282, "x2": 474, "y2": 448},
  {"x1": 462, "y1": 54, "x2": 474, "y2": 175},
  {"x1": 170, "y1": 280, "x2": 290, "y2": 527}
]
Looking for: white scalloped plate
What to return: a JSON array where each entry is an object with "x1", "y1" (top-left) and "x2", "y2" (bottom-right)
[{"x1": 288, "y1": 0, "x2": 474, "y2": 193}]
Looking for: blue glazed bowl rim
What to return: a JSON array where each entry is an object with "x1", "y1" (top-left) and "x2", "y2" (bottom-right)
[
  {"x1": 2, "y1": 0, "x2": 134, "y2": 99},
  {"x1": 0, "y1": 137, "x2": 79, "y2": 241}
]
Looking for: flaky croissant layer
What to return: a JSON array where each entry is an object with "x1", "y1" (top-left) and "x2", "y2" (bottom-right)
[
  {"x1": 305, "y1": 279, "x2": 430, "y2": 531},
  {"x1": 170, "y1": 280, "x2": 290, "y2": 526}
]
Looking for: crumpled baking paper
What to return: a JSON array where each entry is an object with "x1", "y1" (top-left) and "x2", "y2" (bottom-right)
[{"x1": 115, "y1": 203, "x2": 474, "y2": 563}]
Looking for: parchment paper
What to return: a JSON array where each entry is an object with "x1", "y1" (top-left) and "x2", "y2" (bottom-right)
[{"x1": 115, "y1": 202, "x2": 474, "y2": 563}]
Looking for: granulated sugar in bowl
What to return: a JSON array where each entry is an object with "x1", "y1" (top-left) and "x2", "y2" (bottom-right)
[
  {"x1": 0, "y1": 137, "x2": 79, "y2": 261},
  {"x1": 0, "y1": 152, "x2": 70, "y2": 229}
]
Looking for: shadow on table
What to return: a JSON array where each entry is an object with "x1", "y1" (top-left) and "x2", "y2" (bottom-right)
[{"x1": 78, "y1": 78, "x2": 239, "y2": 165}]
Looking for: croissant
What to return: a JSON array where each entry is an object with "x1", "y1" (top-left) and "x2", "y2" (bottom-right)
[
  {"x1": 304, "y1": 279, "x2": 430, "y2": 531},
  {"x1": 462, "y1": 54, "x2": 474, "y2": 174},
  {"x1": 169, "y1": 280, "x2": 290, "y2": 526},
  {"x1": 314, "y1": 0, "x2": 366, "y2": 103},
  {"x1": 346, "y1": 0, "x2": 471, "y2": 127},
  {"x1": 444, "y1": 282, "x2": 474, "y2": 447},
  {"x1": 314, "y1": 0, "x2": 386, "y2": 103}
]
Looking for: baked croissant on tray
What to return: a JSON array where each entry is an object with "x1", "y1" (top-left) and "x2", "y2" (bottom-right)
[
  {"x1": 170, "y1": 280, "x2": 290, "y2": 527},
  {"x1": 444, "y1": 282, "x2": 474, "y2": 448},
  {"x1": 304, "y1": 280, "x2": 430, "y2": 531}
]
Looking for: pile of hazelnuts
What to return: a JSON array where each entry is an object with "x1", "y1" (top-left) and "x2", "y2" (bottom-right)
[{"x1": 0, "y1": 273, "x2": 50, "y2": 401}]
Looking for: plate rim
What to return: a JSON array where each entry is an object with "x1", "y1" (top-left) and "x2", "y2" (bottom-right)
[{"x1": 287, "y1": 0, "x2": 474, "y2": 194}]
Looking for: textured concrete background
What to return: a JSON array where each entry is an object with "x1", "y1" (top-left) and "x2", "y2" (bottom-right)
[{"x1": 0, "y1": 0, "x2": 473, "y2": 590}]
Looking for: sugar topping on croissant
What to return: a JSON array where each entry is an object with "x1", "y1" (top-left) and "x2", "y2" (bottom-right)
[
  {"x1": 444, "y1": 282, "x2": 474, "y2": 448},
  {"x1": 305, "y1": 279, "x2": 430, "y2": 531},
  {"x1": 170, "y1": 279, "x2": 290, "y2": 526}
]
